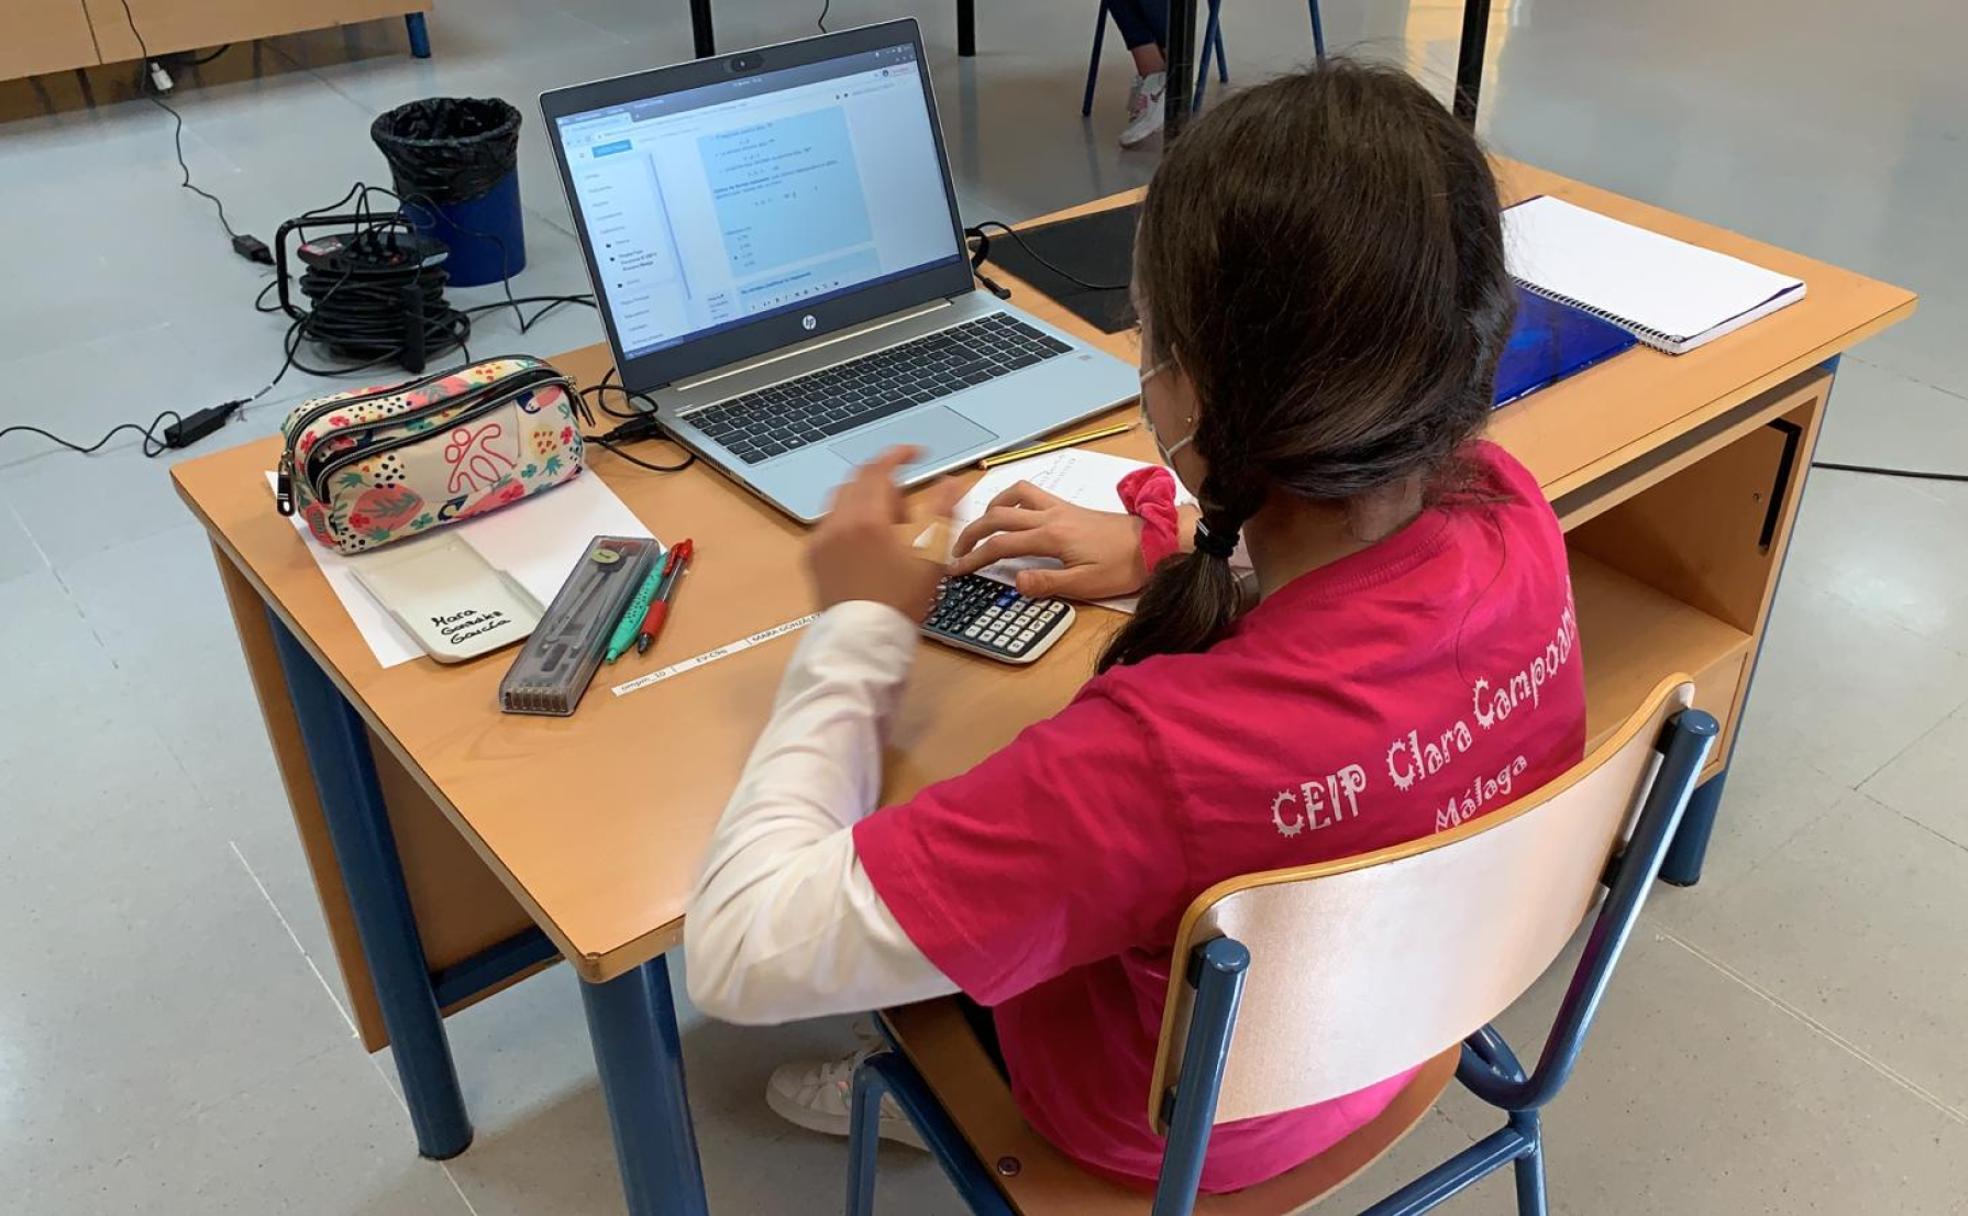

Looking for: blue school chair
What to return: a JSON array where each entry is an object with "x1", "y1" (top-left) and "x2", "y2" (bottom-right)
[
  {"x1": 1081, "y1": 0, "x2": 1328, "y2": 117},
  {"x1": 849, "y1": 676, "x2": 1716, "y2": 1216}
]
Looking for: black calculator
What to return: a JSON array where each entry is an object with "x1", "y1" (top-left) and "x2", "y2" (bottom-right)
[{"x1": 922, "y1": 573, "x2": 1076, "y2": 665}]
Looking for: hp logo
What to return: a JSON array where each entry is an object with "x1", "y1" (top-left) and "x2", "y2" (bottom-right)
[{"x1": 801, "y1": 314, "x2": 818, "y2": 331}]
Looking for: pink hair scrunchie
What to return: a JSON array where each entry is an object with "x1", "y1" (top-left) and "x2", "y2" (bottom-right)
[{"x1": 1117, "y1": 466, "x2": 1182, "y2": 573}]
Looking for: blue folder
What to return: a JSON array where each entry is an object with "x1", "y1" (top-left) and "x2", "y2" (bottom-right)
[{"x1": 1492, "y1": 285, "x2": 1637, "y2": 408}]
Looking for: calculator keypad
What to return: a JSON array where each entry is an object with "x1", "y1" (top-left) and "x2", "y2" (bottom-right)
[{"x1": 922, "y1": 573, "x2": 1074, "y2": 664}]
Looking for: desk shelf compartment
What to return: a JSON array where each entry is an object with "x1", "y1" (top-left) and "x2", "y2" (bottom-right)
[{"x1": 1561, "y1": 371, "x2": 1830, "y2": 771}]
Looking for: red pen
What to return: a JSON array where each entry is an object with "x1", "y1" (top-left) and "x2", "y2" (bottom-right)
[{"x1": 636, "y1": 538, "x2": 693, "y2": 655}]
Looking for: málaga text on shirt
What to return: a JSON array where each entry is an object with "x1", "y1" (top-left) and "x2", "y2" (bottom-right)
[{"x1": 1266, "y1": 598, "x2": 1580, "y2": 839}]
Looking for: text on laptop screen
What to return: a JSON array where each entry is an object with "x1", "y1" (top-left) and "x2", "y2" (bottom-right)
[{"x1": 555, "y1": 44, "x2": 962, "y2": 362}]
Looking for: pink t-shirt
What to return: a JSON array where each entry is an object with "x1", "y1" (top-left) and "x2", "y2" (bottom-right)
[{"x1": 854, "y1": 442, "x2": 1585, "y2": 1193}]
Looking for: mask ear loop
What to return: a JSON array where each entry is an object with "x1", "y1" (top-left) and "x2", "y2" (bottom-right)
[
  {"x1": 1139, "y1": 357, "x2": 1198, "y2": 464},
  {"x1": 1142, "y1": 350, "x2": 1238, "y2": 559}
]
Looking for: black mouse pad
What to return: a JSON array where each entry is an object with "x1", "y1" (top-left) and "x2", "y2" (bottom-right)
[{"x1": 986, "y1": 204, "x2": 1141, "y2": 334}]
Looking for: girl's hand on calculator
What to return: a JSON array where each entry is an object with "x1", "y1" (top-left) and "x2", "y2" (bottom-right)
[
  {"x1": 949, "y1": 480, "x2": 1148, "y2": 601},
  {"x1": 807, "y1": 447, "x2": 961, "y2": 620}
]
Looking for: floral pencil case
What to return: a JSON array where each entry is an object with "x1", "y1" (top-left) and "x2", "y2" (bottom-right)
[{"x1": 276, "y1": 356, "x2": 584, "y2": 555}]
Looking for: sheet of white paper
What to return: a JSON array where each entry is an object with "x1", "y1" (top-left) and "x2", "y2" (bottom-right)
[
  {"x1": 941, "y1": 449, "x2": 1195, "y2": 614},
  {"x1": 267, "y1": 470, "x2": 656, "y2": 668},
  {"x1": 444, "y1": 472, "x2": 654, "y2": 604}
]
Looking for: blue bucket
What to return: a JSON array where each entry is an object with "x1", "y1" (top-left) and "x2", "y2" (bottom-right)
[{"x1": 403, "y1": 171, "x2": 527, "y2": 288}]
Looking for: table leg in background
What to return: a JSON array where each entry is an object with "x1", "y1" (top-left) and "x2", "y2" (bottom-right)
[
  {"x1": 266, "y1": 610, "x2": 472, "y2": 1158},
  {"x1": 957, "y1": 0, "x2": 976, "y2": 57},
  {"x1": 582, "y1": 959, "x2": 710, "y2": 1216},
  {"x1": 690, "y1": 0, "x2": 715, "y2": 57},
  {"x1": 1163, "y1": 0, "x2": 1197, "y2": 136},
  {"x1": 404, "y1": 13, "x2": 431, "y2": 58},
  {"x1": 1452, "y1": 0, "x2": 1492, "y2": 125}
]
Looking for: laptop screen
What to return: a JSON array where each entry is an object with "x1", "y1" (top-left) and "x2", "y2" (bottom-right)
[{"x1": 552, "y1": 41, "x2": 965, "y2": 365}]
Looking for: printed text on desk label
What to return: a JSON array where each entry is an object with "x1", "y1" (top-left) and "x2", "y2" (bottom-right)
[{"x1": 610, "y1": 615, "x2": 818, "y2": 697}]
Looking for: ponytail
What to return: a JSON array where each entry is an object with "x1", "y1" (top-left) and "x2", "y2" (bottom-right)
[
  {"x1": 1098, "y1": 471, "x2": 1262, "y2": 672},
  {"x1": 1095, "y1": 547, "x2": 1243, "y2": 673}
]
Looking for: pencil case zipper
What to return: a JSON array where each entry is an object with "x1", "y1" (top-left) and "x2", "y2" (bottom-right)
[
  {"x1": 274, "y1": 358, "x2": 554, "y2": 514},
  {"x1": 304, "y1": 366, "x2": 572, "y2": 504},
  {"x1": 274, "y1": 366, "x2": 469, "y2": 514}
]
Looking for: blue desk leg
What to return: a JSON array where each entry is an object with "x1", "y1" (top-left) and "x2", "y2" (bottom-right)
[
  {"x1": 580, "y1": 959, "x2": 710, "y2": 1216},
  {"x1": 405, "y1": 13, "x2": 432, "y2": 58},
  {"x1": 1660, "y1": 771, "x2": 1727, "y2": 886},
  {"x1": 266, "y1": 610, "x2": 472, "y2": 1158}
]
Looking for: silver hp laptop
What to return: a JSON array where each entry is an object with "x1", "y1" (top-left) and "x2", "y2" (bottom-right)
[{"x1": 541, "y1": 19, "x2": 1137, "y2": 522}]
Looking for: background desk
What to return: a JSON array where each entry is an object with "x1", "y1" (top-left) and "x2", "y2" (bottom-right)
[
  {"x1": 3, "y1": 0, "x2": 433, "y2": 82},
  {"x1": 172, "y1": 161, "x2": 1910, "y2": 1216}
]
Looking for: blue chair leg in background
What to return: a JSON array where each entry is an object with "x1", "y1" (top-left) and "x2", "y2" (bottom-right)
[
  {"x1": 1309, "y1": 0, "x2": 1326, "y2": 60},
  {"x1": 405, "y1": 13, "x2": 432, "y2": 58},
  {"x1": 1191, "y1": 0, "x2": 1226, "y2": 111}
]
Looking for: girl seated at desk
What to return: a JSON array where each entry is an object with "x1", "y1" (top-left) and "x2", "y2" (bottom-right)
[{"x1": 684, "y1": 61, "x2": 1586, "y2": 1194}]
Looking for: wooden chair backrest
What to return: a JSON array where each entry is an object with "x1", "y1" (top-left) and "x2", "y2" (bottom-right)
[{"x1": 1147, "y1": 677, "x2": 1694, "y2": 1133}]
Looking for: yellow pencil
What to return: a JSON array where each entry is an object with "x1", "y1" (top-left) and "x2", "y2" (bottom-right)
[{"x1": 979, "y1": 420, "x2": 1137, "y2": 468}]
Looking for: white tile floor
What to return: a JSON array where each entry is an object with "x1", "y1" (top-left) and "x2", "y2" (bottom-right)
[{"x1": 2, "y1": 1, "x2": 1965, "y2": 1212}]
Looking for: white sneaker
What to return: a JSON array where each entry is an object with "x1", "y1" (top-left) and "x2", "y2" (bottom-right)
[
  {"x1": 1119, "y1": 70, "x2": 1168, "y2": 148},
  {"x1": 765, "y1": 1046, "x2": 927, "y2": 1150}
]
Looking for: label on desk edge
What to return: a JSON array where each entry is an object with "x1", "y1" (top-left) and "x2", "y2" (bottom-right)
[{"x1": 610, "y1": 614, "x2": 818, "y2": 697}]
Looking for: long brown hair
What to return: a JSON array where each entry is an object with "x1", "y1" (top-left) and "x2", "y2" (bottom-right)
[{"x1": 1099, "y1": 59, "x2": 1516, "y2": 672}]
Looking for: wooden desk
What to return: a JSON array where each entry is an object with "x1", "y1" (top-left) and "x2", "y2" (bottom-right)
[{"x1": 173, "y1": 163, "x2": 1910, "y2": 1215}]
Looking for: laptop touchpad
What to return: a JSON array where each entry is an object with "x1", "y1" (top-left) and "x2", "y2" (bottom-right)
[{"x1": 830, "y1": 407, "x2": 997, "y2": 471}]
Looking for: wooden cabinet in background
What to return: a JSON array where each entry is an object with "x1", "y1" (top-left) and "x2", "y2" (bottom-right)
[
  {"x1": 1, "y1": 0, "x2": 432, "y2": 83},
  {"x1": 3, "y1": 0, "x2": 101, "y2": 81},
  {"x1": 81, "y1": 0, "x2": 425, "y2": 64}
]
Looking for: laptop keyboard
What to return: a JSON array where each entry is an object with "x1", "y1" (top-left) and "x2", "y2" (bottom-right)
[{"x1": 684, "y1": 314, "x2": 1074, "y2": 465}]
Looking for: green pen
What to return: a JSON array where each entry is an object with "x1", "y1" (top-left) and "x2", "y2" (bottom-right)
[{"x1": 604, "y1": 551, "x2": 668, "y2": 663}]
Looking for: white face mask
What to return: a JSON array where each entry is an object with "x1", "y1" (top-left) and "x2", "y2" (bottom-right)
[{"x1": 1139, "y1": 359, "x2": 1195, "y2": 466}]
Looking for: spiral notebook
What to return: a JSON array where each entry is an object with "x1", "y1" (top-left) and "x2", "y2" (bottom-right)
[{"x1": 1503, "y1": 196, "x2": 1806, "y2": 354}]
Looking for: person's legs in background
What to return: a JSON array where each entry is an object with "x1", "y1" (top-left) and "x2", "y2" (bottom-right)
[
  {"x1": 1109, "y1": 0, "x2": 1169, "y2": 75},
  {"x1": 1107, "y1": 0, "x2": 1171, "y2": 148}
]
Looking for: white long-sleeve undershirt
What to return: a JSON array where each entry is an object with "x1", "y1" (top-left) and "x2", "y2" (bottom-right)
[{"x1": 683, "y1": 602, "x2": 958, "y2": 1025}]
